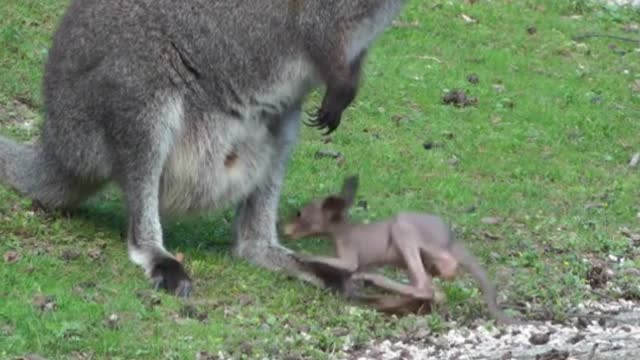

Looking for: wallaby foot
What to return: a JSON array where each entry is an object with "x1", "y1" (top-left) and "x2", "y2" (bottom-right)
[
  {"x1": 292, "y1": 252, "x2": 356, "y2": 293},
  {"x1": 150, "y1": 256, "x2": 192, "y2": 298},
  {"x1": 233, "y1": 243, "x2": 327, "y2": 289}
]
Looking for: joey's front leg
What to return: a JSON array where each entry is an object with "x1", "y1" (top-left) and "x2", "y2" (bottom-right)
[
  {"x1": 306, "y1": 50, "x2": 367, "y2": 135},
  {"x1": 232, "y1": 110, "x2": 325, "y2": 288}
]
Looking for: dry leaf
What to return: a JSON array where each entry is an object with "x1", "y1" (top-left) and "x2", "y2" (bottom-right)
[
  {"x1": 482, "y1": 217, "x2": 503, "y2": 225},
  {"x1": 104, "y1": 313, "x2": 120, "y2": 329},
  {"x1": 629, "y1": 153, "x2": 639, "y2": 168},
  {"x1": 620, "y1": 227, "x2": 640, "y2": 242},
  {"x1": 315, "y1": 149, "x2": 342, "y2": 159},
  {"x1": 483, "y1": 231, "x2": 502, "y2": 241},
  {"x1": 87, "y1": 248, "x2": 103, "y2": 260},
  {"x1": 461, "y1": 14, "x2": 477, "y2": 24},
  {"x1": 622, "y1": 22, "x2": 639, "y2": 33},
  {"x1": 492, "y1": 84, "x2": 506, "y2": 93},
  {"x1": 392, "y1": 20, "x2": 420, "y2": 28}
]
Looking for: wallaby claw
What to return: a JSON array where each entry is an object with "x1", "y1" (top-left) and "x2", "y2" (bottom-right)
[
  {"x1": 175, "y1": 280, "x2": 193, "y2": 298},
  {"x1": 150, "y1": 257, "x2": 193, "y2": 298}
]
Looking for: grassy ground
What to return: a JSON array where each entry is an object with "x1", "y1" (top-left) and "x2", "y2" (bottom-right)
[{"x1": 1, "y1": 0, "x2": 640, "y2": 359}]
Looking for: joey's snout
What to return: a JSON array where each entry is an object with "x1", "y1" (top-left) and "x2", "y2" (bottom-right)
[
  {"x1": 282, "y1": 220, "x2": 313, "y2": 240},
  {"x1": 282, "y1": 222, "x2": 297, "y2": 238},
  {"x1": 281, "y1": 208, "x2": 321, "y2": 240},
  {"x1": 282, "y1": 200, "x2": 334, "y2": 240},
  {"x1": 280, "y1": 211, "x2": 305, "y2": 240}
]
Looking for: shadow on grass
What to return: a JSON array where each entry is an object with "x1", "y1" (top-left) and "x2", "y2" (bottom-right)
[{"x1": 60, "y1": 189, "x2": 236, "y2": 256}]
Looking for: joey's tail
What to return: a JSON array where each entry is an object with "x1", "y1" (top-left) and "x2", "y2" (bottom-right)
[
  {"x1": 449, "y1": 231, "x2": 517, "y2": 325},
  {"x1": 0, "y1": 136, "x2": 85, "y2": 209}
]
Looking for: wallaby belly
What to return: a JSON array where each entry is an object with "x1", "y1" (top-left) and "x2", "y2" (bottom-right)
[{"x1": 159, "y1": 114, "x2": 277, "y2": 215}]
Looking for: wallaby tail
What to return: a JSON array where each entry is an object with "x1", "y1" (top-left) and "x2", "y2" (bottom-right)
[
  {"x1": 0, "y1": 135, "x2": 85, "y2": 209},
  {"x1": 449, "y1": 232, "x2": 518, "y2": 325}
]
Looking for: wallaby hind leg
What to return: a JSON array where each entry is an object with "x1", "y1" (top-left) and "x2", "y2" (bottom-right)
[
  {"x1": 119, "y1": 95, "x2": 191, "y2": 297},
  {"x1": 352, "y1": 272, "x2": 443, "y2": 302},
  {"x1": 232, "y1": 109, "x2": 325, "y2": 288}
]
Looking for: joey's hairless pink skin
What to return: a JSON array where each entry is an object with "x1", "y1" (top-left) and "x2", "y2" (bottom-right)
[{"x1": 283, "y1": 175, "x2": 517, "y2": 324}]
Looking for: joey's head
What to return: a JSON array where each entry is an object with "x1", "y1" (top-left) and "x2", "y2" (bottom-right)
[{"x1": 283, "y1": 175, "x2": 359, "y2": 240}]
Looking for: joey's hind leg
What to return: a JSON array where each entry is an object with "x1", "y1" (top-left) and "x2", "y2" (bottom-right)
[
  {"x1": 390, "y1": 222, "x2": 438, "y2": 300},
  {"x1": 232, "y1": 109, "x2": 324, "y2": 288},
  {"x1": 353, "y1": 273, "x2": 444, "y2": 303}
]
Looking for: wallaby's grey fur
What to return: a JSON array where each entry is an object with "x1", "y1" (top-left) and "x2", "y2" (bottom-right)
[
  {"x1": 284, "y1": 175, "x2": 517, "y2": 324},
  {"x1": 0, "y1": 0, "x2": 408, "y2": 297}
]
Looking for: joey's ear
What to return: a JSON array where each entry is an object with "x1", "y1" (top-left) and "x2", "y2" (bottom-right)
[
  {"x1": 340, "y1": 175, "x2": 359, "y2": 207},
  {"x1": 322, "y1": 196, "x2": 347, "y2": 222}
]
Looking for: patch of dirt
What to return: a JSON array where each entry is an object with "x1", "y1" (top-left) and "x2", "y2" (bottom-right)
[
  {"x1": 0, "y1": 99, "x2": 39, "y2": 131},
  {"x1": 587, "y1": 261, "x2": 613, "y2": 289},
  {"x1": 136, "y1": 289, "x2": 162, "y2": 309},
  {"x1": 60, "y1": 249, "x2": 81, "y2": 262},
  {"x1": 15, "y1": 355, "x2": 48, "y2": 360},
  {"x1": 341, "y1": 299, "x2": 640, "y2": 360},
  {"x1": 1, "y1": 322, "x2": 15, "y2": 336},
  {"x1": 196, "y1": 351, "x2": 225, "y2": 360},
  {"x1": 179, "y1": 303, "x2": 209, "y2": 322},
  {"x1": 603, "y1": 0, "x2": 640, "y2": 5},
  {"x1": 442, "y1": 89, "x2": 478, "y2": 107},
  {"x1": 68, "y1": 351, "x2": 94, "y2": 360},
  {"x1": 32, "y1": 294, "x2": 57, "y2": 312}
]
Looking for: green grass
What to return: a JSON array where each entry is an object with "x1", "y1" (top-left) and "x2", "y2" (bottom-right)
[{"x1": 2, "y1": 0, "x2": 640, "y2": 358}]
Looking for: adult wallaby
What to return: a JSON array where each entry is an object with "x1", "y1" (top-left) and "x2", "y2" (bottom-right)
[{"x1": 0, "y1": 0, "x2": 408, "y2": 297}]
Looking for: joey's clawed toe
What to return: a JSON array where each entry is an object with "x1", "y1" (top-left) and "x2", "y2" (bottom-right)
[{"x1": 150, "y1": 257, "x2": 193, "y2": 298}]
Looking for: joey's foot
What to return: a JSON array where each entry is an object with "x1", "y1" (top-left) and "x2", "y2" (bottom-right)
[
  {"x1": 233, "y1": 244, "x2": 327, "y2": 289},
  {"x1": 150, "y1": 257, "x2": 193, "y2": 298}
]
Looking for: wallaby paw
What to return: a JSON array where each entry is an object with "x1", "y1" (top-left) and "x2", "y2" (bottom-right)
[
  {"x1": 305, "y1": 107, "x2": 341, "y2": 135},
  {"x1": 150, "y1": 257, "x2": 193, "y2": 298}
]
